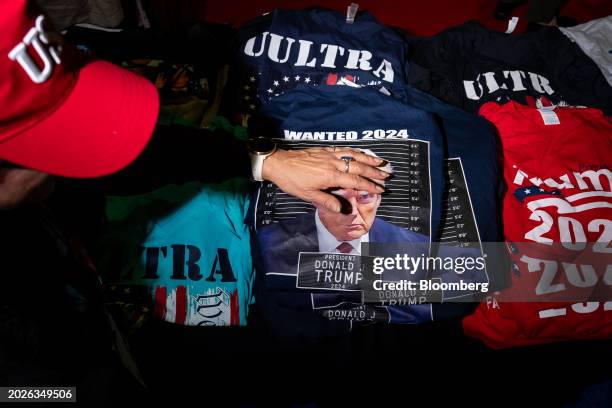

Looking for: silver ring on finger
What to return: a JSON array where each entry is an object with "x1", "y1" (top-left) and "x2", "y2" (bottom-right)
[{"x1": 341, "y1": 155, "x2": 353, "y2": 173}]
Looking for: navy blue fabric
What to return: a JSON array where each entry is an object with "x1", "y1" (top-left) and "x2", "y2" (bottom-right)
[
  {"x1": 260, "y1": 215, "x2": 430, "y2": 289},
  {"x1": 252, "y1": 84, "x2": 445, "y2": 238},
  {"x1": 250, "y1": 85, "x2": 446, "y2": 343},
  {"x1": 255, "y1": 213, "x2": 435, "y2": 342},
  {"x1": 398, "y1": 85, "x2": 500, "y2": 242},
  {"x1": 396, "y1": 85, "x2": 510, "y2": 293},
  {"x1": 236, "y1": 7, "x2": 410, "y2": 107}
]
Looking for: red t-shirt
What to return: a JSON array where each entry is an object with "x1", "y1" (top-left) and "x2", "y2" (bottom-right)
[{"x1": 463, "y1": 101, "x2": 612, "y2": 349}]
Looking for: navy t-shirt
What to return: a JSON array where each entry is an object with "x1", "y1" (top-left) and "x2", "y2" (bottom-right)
[
  {"x1": 250, "y1": 85, "x2": 446, "y2": 342},
  {"x1": 226, "y1": 7, "x2": 411, "y2": 123},
  {"x1": 405, "y1": 21, "x2": 612, "y2": 115}
]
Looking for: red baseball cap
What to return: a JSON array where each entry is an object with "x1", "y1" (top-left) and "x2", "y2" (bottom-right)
[{"x1": 0, "y1": 0, "x2": 159, "y2": 178}]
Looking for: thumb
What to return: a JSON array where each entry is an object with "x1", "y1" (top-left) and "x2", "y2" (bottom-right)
[{"x1": 309, "y1": 191, "x2": 341, "y2": 213}]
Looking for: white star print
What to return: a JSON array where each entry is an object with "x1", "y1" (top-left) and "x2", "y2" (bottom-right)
[
  {"x1": 283, "y1": 76, "x2": 289, "y2": 82},
  {"x1": 249, "y1": 76, "x2": 256, "y2": 82},
  {"x1": 243, "y1": 95, "x2": 250, "y2": 100},
  {"x1": 249, "y1": 104, "x2": 256, "y2": 110},
  {"x1": 267, "y1": 88, "x2": 273, "y2": 93},
  {"x1": 294, "y1": 75, "x2": 301, "y2": 81},
  {"x1": 539, "y1": 189, "x2": 545, "y2": 192},
  {"x1": 244, "y1": 85, "x2": 250, "y2": 90},
  {"x1": 304, "y1": 77, "x2": 311, "y2": 83},
  {"x1": 525, "y1": 189, "x2": 531, "y2": 194},
  {"x1": 273, "y1": 80, "x2": 279, "y2": 86}
]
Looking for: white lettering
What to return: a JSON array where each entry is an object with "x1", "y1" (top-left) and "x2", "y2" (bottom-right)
[
  {"x1": 267, "y1": 33, "x2": 295, "y2": 63},
  {"x1": 345, "y1": 49, "x2": 373, "y2": 71},
  {"x1": 294, "y1": 39, "x2": 317, "y2": 67},
  {"x1": 8, "y1": 15, "x2": 61, "y2": 84},
  {"x1": 372, "y1": 59, "x2": 394, "y2": 83},
  {"x1": 320, "y1": 44, "x2": 345, "y2": 68},
  {"x1": 574, "y1": 169, "x2": 612, "y2": 191},
  {"x1": 244, "y1": 32, "x2": 268, "y2": 57},
  {"x1": 504, "y1": 70, "x2": 527, "y2": 91},
  {"x1": 463, "y1": 71, "x2": 556, "y2": 100},
  {"x1": 482, "y1": 71, "x2": 503, "y2": 93},
  {"x1": 464, "y1": 76, "x2": 484, "y2": 100},
  {"x1": 529, "y1": 72, "x2": 554, "y2": 95}
]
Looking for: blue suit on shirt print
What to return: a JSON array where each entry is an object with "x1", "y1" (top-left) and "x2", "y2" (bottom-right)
[
  {"x1": 258, "y1": 212, "x2": 434, "y2": 325},
  {"x1": 259, "y1": 211, "x2": 429, "y2": 276}
]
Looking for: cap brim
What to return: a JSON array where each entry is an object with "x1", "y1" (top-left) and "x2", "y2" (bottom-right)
[{"x1": 0, "y1": 60, "x2": 159, "y2": 178}]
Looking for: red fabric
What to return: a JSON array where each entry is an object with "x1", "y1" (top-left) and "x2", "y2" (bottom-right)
[
  {"x1": 463, "y1": 101, "x2": 612, "y2": 349},
  {"x1": 200, "y1": 0, "x2": 612, "y2": 36},
  {"x1": 230, "y1": 289, "x2": 240, "y2": 326},
  {"x1": 337, "y1": 242, "x2": 353, "y2": 254},
  {"x1": 154, "y1": 285, "x2": 167, "y2": 320},
  {"x1": 0, "y1": 0, "x2": 159, "y2": 178},
  {"x1": 0, "y1": 1, "x2": 75, "y2": 140},
  {"x1": 175, "y1": 285, "x2": 187, "y2": 325}
]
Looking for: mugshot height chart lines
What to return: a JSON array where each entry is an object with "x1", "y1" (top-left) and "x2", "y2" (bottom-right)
[
  {"x1": 255, "y1": 139, "x2": 432, "y2": 238},
  {"x1": 439, "y1": 158, "x2": 481, "y2": 247}
]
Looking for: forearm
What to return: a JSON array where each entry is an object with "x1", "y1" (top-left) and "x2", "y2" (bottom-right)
[{"x1": 97, "y1": 125, "x2": 250, "y2": 195}]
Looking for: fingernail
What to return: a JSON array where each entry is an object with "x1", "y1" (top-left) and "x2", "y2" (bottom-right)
[
  {"x1": 376, "y1": 185, "x2": 385, "y2": 193},
  {"x1": 337, "y1": 197, "x2": 352, "y2": 214},
  {"x1": 340, "y1": 202, "x2": 352, "y2": 214},
  {"x1": 377, "y1": 160, "x2": 389, "y2": 167},
  {"x1": 379, "y1": 170, "x2": 391, "y2": 178}
]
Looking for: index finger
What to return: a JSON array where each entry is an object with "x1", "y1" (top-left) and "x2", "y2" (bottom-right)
[{"x1": 332, "y1": 172, "x2": 385, "y2": 195}]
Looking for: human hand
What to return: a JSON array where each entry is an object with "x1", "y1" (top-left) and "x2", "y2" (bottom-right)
[{"x1": 262, "y1": 147, "x2": 391, "y2": 213}]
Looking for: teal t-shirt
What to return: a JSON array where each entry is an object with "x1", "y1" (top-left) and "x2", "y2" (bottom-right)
[{"x1": 98, "y1": 179, "x2": 253, "y2": 326}]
